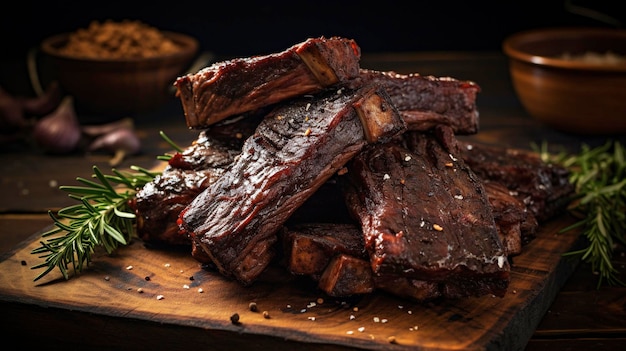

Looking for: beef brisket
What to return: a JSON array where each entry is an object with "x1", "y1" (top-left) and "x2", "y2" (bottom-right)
[
  {"x1": 349, "y1": 69, "x2": 480, "y2": 134},
  {"x1": 135, "y1": 36, "x2": 573, "y2": 302},
  {"x1": 174, "y1": 36, "x2": 362, "y2": 129},
  {"x1": 340, "y1": 127, "x2": 510, "y2": 299},
  {"x1": 459, "y1": 141, "x2": 574, "y2": 223},
  {"x1": 483, "y1": 181, "x2": 538, "y2": 256},
  {"x1": 175, "y1": 35, "x2": 480, "y2": 134},
  {"x1": 280, "y1": 222, "x2": 367, "y2": 279},
  {"x1": 281, "y1": 222, "x2": 441, "y2": 301},
  {"x1": 131, "y1": 133, "x2": 240, "y2": 246},
  {"x1": 130, "y1": 113, "x2": 262, "y2": 247},
  {"x1": 318, "y1": 254, "x2": 376, "y2": 297},
  {"x1": 179, "y1": 85, "x2": 406, "y2": 285}
]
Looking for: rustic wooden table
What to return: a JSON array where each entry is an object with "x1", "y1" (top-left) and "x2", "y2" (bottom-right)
[{"x1": 0, "y1": 51, "x2": 624, "y2": 350}]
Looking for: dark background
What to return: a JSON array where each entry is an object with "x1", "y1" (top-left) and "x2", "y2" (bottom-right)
[{"x1": 1, "y1": 0, "x2": 622, "y2": 97}]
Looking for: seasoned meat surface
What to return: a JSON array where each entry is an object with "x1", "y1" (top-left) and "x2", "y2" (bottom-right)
[
  {"x1": 175, "y1": 36, "x2": 362, "y2": 128},
  {"x1": 131, "y1": 113, "x2": 262, "y2": 246},
  {"x1": 349, "y1": 69, "x2": 481, "y2": 134},
  {"x1": 459, "y1": 141, "x2": 574, "y2": 223},
  {"x1": 179, "y1": 85, "x2": 406, "y2": 285},
  {"x1": 340, "y1": 127, "x2": 510, "y2": 298}
]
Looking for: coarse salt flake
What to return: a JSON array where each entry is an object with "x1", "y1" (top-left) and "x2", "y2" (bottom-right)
[
  {"x1": 498, "y1": 255, "x2": 506, "y2": 268},
  {"x1": 156, "y1": 295, "x2": 164, "y2": 300},
  {"x1": 383, "y1": 174, "x2": 390, "y2": 180},
  {"x1": 183, "y1": 284, "x2": 190, "y2": 289},
  {"x1": 126, "y1": 265, "x2": 133, "y2": 270}
]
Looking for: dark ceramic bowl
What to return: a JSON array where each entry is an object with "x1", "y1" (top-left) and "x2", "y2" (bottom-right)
[
  {"x1": 503, "y1": 27, "x2": 626, "y2": 135},
  {"x1": 40, "y1": 31, "x2": 199, "y2": 117}
]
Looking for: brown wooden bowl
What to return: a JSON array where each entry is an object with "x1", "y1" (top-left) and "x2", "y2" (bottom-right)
[
  {"x1": 502, "y1": 27, "x2": 626, "y2": 135},
  {"x1": 40, "y1": 31, "x2": 199, "y2": 118}
]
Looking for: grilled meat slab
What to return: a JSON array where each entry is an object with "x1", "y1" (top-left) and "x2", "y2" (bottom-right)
[
  {"x1": 281, "y1": 222, "x2": 441, "y2": 301},
  {"x1": 174, "y1": 36, "x2": 362, "y2": 129},
  {"x1": 340, "y1": 127, "x2": 510, "y2": 298},
  {"x1": 130, "y1": 114, "x2": 262, "y2": 246},
  {"x1": 459, "y1": 141, "x2": 574, "y2": 223},
  {"x1": 350, "y1": 69, "x2": 480, "y2": 134},
  {"x1": 281, "y1": 222, "x2": 367, "y2": 279},
  {"x1": 179, "y1": 85, "x2": 406, "y2": 285}
]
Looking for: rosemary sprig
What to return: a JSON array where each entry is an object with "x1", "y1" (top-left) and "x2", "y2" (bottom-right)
[
  {"x1": 537, "y1": 140, "x2": 626, "y2": 288},
  {"x1": 30, "y1": 131, "x2": 181, "y2": 282},
  {"x1": 30, "y1": 165, "x2": 159, "y2": 281}
]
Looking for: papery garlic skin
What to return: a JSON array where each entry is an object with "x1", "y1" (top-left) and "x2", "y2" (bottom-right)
[
  {"x1": 88, "y1": 127, "x2": 141, "y2": 154},
  {"x1": 88, "y1": 127, "x2": 141, "y2": 166}
]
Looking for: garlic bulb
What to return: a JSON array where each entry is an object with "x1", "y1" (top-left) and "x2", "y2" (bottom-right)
[{"x1": 32, "y1": 96, "x2": 81, "y2": 153}]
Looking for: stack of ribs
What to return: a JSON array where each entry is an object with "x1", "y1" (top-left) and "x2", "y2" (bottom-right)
[{"x1": 130, "y1": 36, "x2": 574, "y2": 302}]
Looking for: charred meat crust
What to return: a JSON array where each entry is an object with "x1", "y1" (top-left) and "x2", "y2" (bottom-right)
[
  {"x1": 340, "y1": 127, "x2": 509, "y2": 298},
  {"x1": 179, "y1": 85, "x2": 406, "y2": 285},
  {"x1": 350, "y1": 69, "x2": 481, "y2": 135},
  {"x1": 130, "y1": 115, "x2": 262, "y2": 247},
  {"x1": 175, "y1": 36, "x2": 361, "y2": 129},
  {"x1": 459, "y1": 141, "x2": 575, "y2": 223}
]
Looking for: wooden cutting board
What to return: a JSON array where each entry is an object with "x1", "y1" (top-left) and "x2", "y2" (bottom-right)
[{"x1": 0, "y1": 214, "x2": 581, "y2": 351}]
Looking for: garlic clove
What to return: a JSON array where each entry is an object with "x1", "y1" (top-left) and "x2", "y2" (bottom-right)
[
  {"x1": 81, "y1": 117, "x2": 135, "y2": 137},
  {"x1": 88, "y1": 127, "x2": 141, "y2": 166},
  {"x1": 32, "y1": 95, "x2": 82, "y2": 154}
]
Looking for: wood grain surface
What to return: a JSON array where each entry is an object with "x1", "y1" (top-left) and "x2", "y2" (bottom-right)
[{"x1": 0, "y1": 214, "x2": 581, "y2": 351}]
